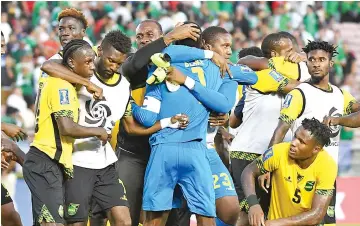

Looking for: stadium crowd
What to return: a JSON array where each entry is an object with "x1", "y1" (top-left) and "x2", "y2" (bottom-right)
[{"x1": 1, "y1": 1, "x2": 360, "y2": 226}]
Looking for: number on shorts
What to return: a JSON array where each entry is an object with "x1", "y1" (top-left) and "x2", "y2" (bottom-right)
[{"x1": 213, "y1": 173, "x2": 233, "y2": 190}]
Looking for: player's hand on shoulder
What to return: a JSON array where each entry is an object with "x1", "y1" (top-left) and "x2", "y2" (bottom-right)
[
  {"x1": 85, "y1": 81, "x2": 103, "y2": 100},
  {"x1": 258, "y1": 172, "x2": 271, "y2": 193},
  {"x1": 323, "y1": 116, "x2": 339, "y2": 127},
  {"x1": 248, "y1": 204, "x2": 266, "y2": 226},
  {"x1": 2, "y1": 123, "x2": 27, "y2": 142},
  {"x1": 211, "y1": 52, "x2": 232, "y2": 78},
  {"x1": 284, "y1": 52, "x2": 303, "y2": 64}
]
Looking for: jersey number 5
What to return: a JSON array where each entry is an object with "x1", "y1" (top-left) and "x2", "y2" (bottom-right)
[{"x1": 292, "y1": 188, "x2": 301, "y2": 204}]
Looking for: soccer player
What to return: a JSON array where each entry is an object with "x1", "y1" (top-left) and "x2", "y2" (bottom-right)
[
  {"x1": 39, "y1": 8, "x2": 103, "y2": 99},
  {"x1": 269, "y1": 41, "x2": 360, "y2": 224},
  {"x1": 228, "y1": 33, "x2": 307, "y2": 226},
  {"x1": 22, "y1": 40, "x2": 110, "y2": 226},
  {"x1": 131, "y1": 21, "x2": 257, "y2": 226},
  {"x1": 241, "y1": 118, "x2": 337, "y2": 226},
  {"x1": 116, "y1": 20, "x2": 229, "y2": 226},
  {"x1": 42, "y1": 31, "x2": 133, "y2": 226}
]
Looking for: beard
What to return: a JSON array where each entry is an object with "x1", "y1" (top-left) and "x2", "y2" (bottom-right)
[{"x1": 310, "y1": 74, "x2": 326, "y2": 84}]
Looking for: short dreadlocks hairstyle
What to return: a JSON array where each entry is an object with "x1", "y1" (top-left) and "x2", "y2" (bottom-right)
[
  {"x1": 302, "y1": 40, "x2": 338, "y2": 59},
  {"x1": 238, "y1": 46, "x2": 264, "y2": 59},
  {"x1": 101, "y1": 30, "x2": 132, "y2": 54},
  {"x1": 202, "y1": 26, "x2": 229, "y2": 46},
  {"x1": 301, "y1": 118, "x2": 331, "y2": 147},
  {"x1": 62, "y1": 39, "x2": 92, "y2": 65},
  {"x1": 58, "y1": 8, "x2": 88, "y2": 29}
]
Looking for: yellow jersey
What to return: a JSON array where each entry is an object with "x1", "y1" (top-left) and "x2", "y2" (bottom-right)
[
  {"x1": 32, "y1": 76, "x2": 79, "y2": 178},
  {"x1": 268, "y1": 56, "x2": 311, "y2": 81},
  {"x1": 250, "y1": 69, "x2": 289, "y2": 94},
  {"x1": 256, "y1": 143, "x2": 337, "y2": 220}
]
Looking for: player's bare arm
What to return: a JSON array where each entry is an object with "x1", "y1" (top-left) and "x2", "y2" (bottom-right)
[
  {"x1": 241, "y1": 161, "x2": 266, "y2": 226},
  {"x1": 163, "y1": 23, "x2": 201, "y2": 45},
  {"x1": 280, "y1": 80, "x2": 300, "y2": 94},
  {"x1": 265, "y1": 193, "x2": 332, "y2": 226},
  {"x1": 1, "y1": 134, "x2": 25, "y2": 166},
  {"x1": 1, "y1": 122, "x2": 27, "y2": 142},
  {"x1": 324, "y1": 101, "x2": 360, "y2": 128},
  {"x1": 237, "y1": 56, "x2": 269, "y2": 71},
  {"x1": 122, "y1": 114, "x2": 189, "y2": 136},
  {"x1": 268, "y1": 120, "x2": 291, "y2": 147},
  {"x1": 56, "y1": 117, "x2": 109, "y2": 145},
  {"x1": 41, "y1": 59, "x2": 103, "y2": 99}
]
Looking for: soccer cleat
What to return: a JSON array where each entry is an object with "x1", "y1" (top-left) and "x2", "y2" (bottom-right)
[
  {"x1": 146, "y1": 67, "x2": 167, "y2": 85},
  {"x1": 150, "y1": 53, "x2": 171, "y2": 68}
]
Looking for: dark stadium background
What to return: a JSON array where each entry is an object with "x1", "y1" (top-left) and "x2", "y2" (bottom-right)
[{"x1": 1, "y1": 1, "x2": 360, "y2": 225}]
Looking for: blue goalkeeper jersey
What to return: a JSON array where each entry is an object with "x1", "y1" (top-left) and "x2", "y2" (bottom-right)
[{"x1": 132, "y1": 45, "x2": 257, "y2": 146}]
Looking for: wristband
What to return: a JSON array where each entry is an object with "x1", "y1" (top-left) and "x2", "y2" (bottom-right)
[
  {"x1": 204, "y1": 50, "x2": 214, "y2": 59},
  {"x1": 184, "y1": 76, "x2": 195, "y2": 90},
  {"x1": 246, "y1": 194, "x2": 259, "y2": 208},
  {"x1": 160, "y1": 117, "x2": 179, "y2": 129}
]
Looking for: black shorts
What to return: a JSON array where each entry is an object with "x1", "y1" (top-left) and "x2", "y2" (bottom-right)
[
  {"x1": 321, "y1": 182, "x2": 336, "y2": 224},
  {"x1": 230, "y1": 152, "x2": 270, "y2": 214},
  {"x1": 23, "y1": 147, "x2": 65, "y2": 225},
  {"x1": 65, "y1": 164, "x2": 129, "y2": 223},
  {"x1": 1, "y1": 183, "x2": 13, "y2": 206},
  {"x1": 115, "y1": 148, "x2": 148, "y2": 226}
]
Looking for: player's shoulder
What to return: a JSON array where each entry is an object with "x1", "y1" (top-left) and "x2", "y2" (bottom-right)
[
  {"x1": 272, "y1": 142, "x2": 291, "y2": 153},
  {"x1": 47, "y1": 77, "x2": 75, "y2": 91},
  {"x1": 315, "y1": 150, "x2": 337, "y2": 173}
]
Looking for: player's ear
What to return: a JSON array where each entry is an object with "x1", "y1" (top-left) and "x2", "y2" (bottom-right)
[
  {"x1": 329, "y1": 60, "x2": 334, "y2": 68},
  {"x1": 313, "y1": 145, "x2": 322, "y2": 154},
  {"x1": 67, "y1": 58, "x2": 75, "y2": 70},
  {"x1": 81, "y1": 28, "x2": 86, "y2": 37},
  {"x1": 97, "y1": 46, "x2": 103, "y2": 57},
  {"x1": 270, "y1": 50, "x2": 277, "y2": 58},
  {"x1": 202, "y1": 40, "x2": 212, "y2": 50}
]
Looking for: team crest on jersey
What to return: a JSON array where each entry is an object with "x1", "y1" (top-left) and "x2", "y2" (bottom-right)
[
  {"x1": 59, "y1": 89, "x2": 69, "y2": 105},
  {"x1": 282, "y1": 94, "x2": 293, "y2": 108},
  {"x1": 85, "y1": 99, "x2": 112, "y2": 127},
  {"x1": 304, "y1": 181, "x2": 315, "y2": 191},
  {"x1": 269, "y1": 70, "x2": 283, "y2": 82},
  {"x1": 262, "y1": 147, "x2": 273, "y2": 162}
]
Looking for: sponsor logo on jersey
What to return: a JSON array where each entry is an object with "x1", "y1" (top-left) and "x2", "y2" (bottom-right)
[
  {"x1": 328, "y1": 107, "x2": 342, "y2": 138},
  {"x1": 284, "y1": 176, "x2": 292, "y2": 182},
  {"x1": 297, "y1": 173, "x2": 304, "y2": 182},
  {"x1": 85, "y1": 99, "x2": 112, "y2": 127}
]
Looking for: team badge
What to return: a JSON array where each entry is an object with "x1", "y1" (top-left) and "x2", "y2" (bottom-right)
[
  {"x1": 304, "y1": 181, "x2": 315, "y2": 191},
  {"x1": 67, "y1": 203, "x2": 80, "y2": 216},
  {"x1": 269, "y1": 70, "x2": 284, "y2": 82},
  {"x1": 262, "y1": 147, "x2": 273, "y2": 162},
  {"x1": 59, "y1": 89, "x2": 70, "y2": 105},
  {"x1": 282, "y1": 94, "x2": 293, "y2": 108}
]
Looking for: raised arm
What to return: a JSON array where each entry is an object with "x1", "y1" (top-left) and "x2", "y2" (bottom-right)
[
  {"x1": 41, "y1": 59, "x2": 103, "y2": 99},
  {"x1": 237, "y1": 56, "x2": 269, "y2": 71}
]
